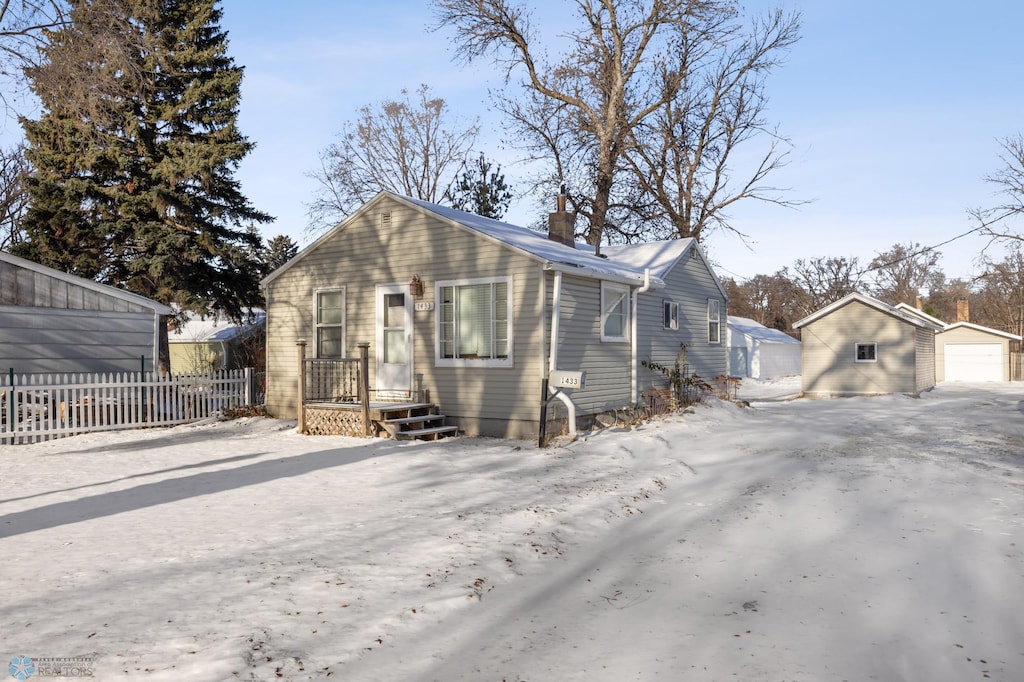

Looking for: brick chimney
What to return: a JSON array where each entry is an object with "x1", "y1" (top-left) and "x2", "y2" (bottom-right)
[
  {"x1": 956, "y1": 298, "x2": 970, "y2": 323},
  {"x1": 547, "y1": 187, "x2": 576, "y2": 248}
]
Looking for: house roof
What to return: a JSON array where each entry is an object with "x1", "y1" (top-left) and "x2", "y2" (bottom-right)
[
  {"x1": 168, "y1": 310, "x2": 265, "y2": 344},
  {"x1": 262, "y1": 191, "x2": 700, "y2": 289},
  {"x1": 0, "y1": 250, "x2": 174, "y2": 315},
  {"x1": 939, "y1": 321, "x2": 1022, "y2": 341},
  {"x1": 727, "y1": 316, "x2": 801, "y2": 344},
  {"x1": 793, "y1": 292, "x2": 946, "y2": 331},
  {"x1": 893, "y1": 302, "x2": 948, "y2": 327}
]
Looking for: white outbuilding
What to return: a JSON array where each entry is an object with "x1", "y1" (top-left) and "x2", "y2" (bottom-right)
[{"x1": 726, "y1": 315, "x2": 801, "y2": 379}]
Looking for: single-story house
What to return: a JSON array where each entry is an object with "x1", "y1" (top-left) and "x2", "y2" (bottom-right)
[
  {"x1": 726, "y1": 315, "x2": 801, "y2": 379},
  {"x1": 168, "y1": 311, "x2": 265, "y2": 374},
  {"x1": 0, "y1": 250, "x2": 172, "y2": 375},
  {"x1": 894, "y1": 302, "x2": 1021, "y2": 382},
  {"x1": 261, "y1": 191, "x2": 729, "y2": 439},
  {"x1": 793, "y1": 292, "x2": 943, "y2": 398}
]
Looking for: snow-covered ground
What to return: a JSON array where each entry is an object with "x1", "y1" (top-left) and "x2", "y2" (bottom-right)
[{"x1": 2, "y1": 378, "x2": 1023, "y2": 681}]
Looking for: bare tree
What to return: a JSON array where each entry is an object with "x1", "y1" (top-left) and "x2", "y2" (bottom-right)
[
  {"x1": 974, "y1": 245, "x2": 1024, "y2": 337},
  {"x1": 0, "y1": 144, "x2": 29, "y2": 249},
  {"x1": 786, "y1": 255, "x2": 863, "y2": 314},
  {"x1": 433, "y1": 0, "x2": 800, "y2": 246},
  {"x1": 867, "y1": 242, "x2": 944, "y2": 306},
  {"x1": 971, "y1": 134, "x2": 1024, "y2": 244},
  {"x1": 0, "y1": 0, "x2": 66, "y2": 114},
  {"x1": 725, "y1": 270, "x2": 804, "y2": 331},
  {"x1": 308, "y1": 84, "x2": 480, "y2": 231},
  {"x1": 628, "y1": 7, "x2": 802, "y2": 242}
]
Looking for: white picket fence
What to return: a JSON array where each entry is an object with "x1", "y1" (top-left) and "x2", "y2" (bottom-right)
[{"x1": 1, "y1": 368, "x2": 254, "y2": 444}]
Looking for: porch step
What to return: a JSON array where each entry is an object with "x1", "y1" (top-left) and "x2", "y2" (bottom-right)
[
  {"x1": 379, "y1": 404, "x2": 458, "y2": 440},
  {"x1": 396, "y1": 424, "x2": 460, "y2": 440}
]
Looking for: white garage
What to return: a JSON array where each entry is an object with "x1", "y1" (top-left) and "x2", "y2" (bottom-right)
[
  {"x1": 944, "y1": 343, "x2": 1003, "y2": 382},
  {"x1": 936, "y1": 322, "x2": 1021, "y2": 383}
]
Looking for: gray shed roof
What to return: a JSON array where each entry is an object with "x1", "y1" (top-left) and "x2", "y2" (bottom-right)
[{"x1": 0, "y1": 250, "x2": 173, "y2": 315}]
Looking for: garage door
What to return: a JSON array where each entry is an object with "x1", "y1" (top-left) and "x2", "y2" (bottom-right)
[{"x1": 944, "y1": 343, "x2": 1003, "y2": 382}]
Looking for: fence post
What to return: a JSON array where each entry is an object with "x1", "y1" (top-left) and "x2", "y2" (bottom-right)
[
  {"x1": 358, "y1": 341, "x2": 370, "y2": 437},
  {"x1": 296, "y1": 339, "x2": 307, "y2": 434},
  {"x1": 244, "y1": 367, "x2": 253, "y2": 406},
  {"x1": 6, "y1": 368, "x2": 13, "y2": 442}
]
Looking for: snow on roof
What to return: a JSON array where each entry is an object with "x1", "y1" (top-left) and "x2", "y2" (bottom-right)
[
  {"x1": 169, "y1": 311, "x2": 265, "y2": 343},
  {"x1": 396, "y1": 194, "x2": 666, "y2": 287},
  {"x1": 727, "y1": 316, "x2": 800, "y2": 344},
  {"x1": 940, "y1": 321, "x2": 1022, "y2": 341},
  {"x1": 264, "y1": 192, "x2": 705, "y2": 289},
  {"x1": 793, "y1": 292, "x2": 945, "y2": 330},
  {"x1": 599, "y1": 239, "x2": 694, "y2": 279}
]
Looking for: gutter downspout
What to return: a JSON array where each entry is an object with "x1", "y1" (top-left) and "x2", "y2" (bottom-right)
[
  {"x1": 631, "y1": 268, "x2": 653, "y2": 404},
  {"x1": 547, "y1": 270, "x2": 577, "y2": 435}
]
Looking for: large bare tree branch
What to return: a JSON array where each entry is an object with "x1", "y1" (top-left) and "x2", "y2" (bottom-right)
[{"x1": 307, "y1": 84, "x2": 479, "y2": 232}]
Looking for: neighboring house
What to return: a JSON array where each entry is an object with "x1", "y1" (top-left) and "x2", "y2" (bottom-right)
[
  {"x1": 261, "y1": 191, "x2": 728, "y2": 439},
  {"x1": 726, "y1": 315, "x2": 801, "y2": 379},
  {"x1": 793, "y1": 292, "x2": 943, "y2": 398},
  {"x1": 894, "y1": 302, "x2": 1021, "y2": 382},
  {"x1": 168, "y1": 311, "x2": 265, "y2": 374},
  {"x1": 0, "y1": 251, "x2": 172, "y2": 375}
]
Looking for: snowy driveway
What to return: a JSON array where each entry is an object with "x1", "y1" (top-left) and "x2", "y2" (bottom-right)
[{"x1": 2, "y1": 381, "x2": 1022, "y2": 681}]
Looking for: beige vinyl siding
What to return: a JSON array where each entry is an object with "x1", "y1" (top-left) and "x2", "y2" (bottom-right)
[
  {"x1": 800, "y1": 300, "x2": 919, "y2": 396},
  {"x1": 264, "y1": 198, "x2": 545, "y2": 436},
  {"x1": 914, "y1": 327, "x2": 936, "y2": 394},
  {"x1": 636, "y1": 248, "x2": 727, "y2": 389},
  {"x1": 936, "y1": 326, "x2": 1012, "y2": 382},
  {"x1": 549, "y1": 274, "x2": 632, "y2": 414}
]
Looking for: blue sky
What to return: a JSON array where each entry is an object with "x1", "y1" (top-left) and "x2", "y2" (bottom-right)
[{"x1": 7, "y1": 1, "x2": 1024, "y2": 284}]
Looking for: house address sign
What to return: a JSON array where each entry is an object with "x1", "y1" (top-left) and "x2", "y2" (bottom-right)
[
  {"x1": 549, "y1": 370, "x2": 586, "y2": 389},
  {"x1": 414, "y1": 301, "x2": 434, "y2": 311}
]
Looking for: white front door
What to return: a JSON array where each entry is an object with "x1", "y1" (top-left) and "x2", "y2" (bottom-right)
[{"x1": 376, "y1": 284, "x2": 413, "y2": 398}]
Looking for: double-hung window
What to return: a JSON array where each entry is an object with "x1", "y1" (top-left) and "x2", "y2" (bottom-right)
[
  {"x1": 707, "y1": 299, "x2": 721, "y2": 344},
  {"x1": 315, "y1": 288, "x2": 345, "y2": 357},
  {"x1": 601, "y1": 283, "x2": 630, "y2": 342},
  {"x1": 663, "y1": 300, "x2": 679, "y2": 330},
  {"x1": 437, "y1": 277, "x2": 512, "y2": 366}
]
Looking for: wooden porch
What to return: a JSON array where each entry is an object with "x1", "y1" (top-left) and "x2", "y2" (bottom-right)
[{"x1": 296, "y1": 341, "x2": 457, "y2": 440}]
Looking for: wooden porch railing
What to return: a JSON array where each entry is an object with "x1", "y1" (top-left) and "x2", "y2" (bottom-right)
[{"x1": 296, "y1": 340, "x2": 370, "y2": 436}]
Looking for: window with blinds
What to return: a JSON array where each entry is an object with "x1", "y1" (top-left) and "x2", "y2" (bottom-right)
[{"x1": 436, "y1": 278, "x2": 511, "y2": 366}]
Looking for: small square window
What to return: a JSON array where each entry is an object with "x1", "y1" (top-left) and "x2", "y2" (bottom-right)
[
  {"x1": 855, "y1": 343, "x2": 877, "y2": 362},
  {"x1": 663, "y1": 300, "x2": 679, "y2": 330}
]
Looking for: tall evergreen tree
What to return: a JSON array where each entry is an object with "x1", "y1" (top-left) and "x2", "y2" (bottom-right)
[
  {"x1": 19, "y1": 0, "x2": 271, "y2": 320},
  {"x1": 443, "y1": 153, "x2": 513, "y2": 220}
]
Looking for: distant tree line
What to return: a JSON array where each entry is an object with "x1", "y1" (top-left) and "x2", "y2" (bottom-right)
[{"x1": 723, "y1": 241, "x2": 1024, "y2": 338}]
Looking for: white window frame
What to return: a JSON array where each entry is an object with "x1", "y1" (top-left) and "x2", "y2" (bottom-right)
[
  {"x1": 435, "y1": 276, "x2": 513, "y2": 367},
  {"x1": 663, "y1": 300, "x2": 679, "y2": 330},
  {"x1": 855, "y1": 342, "x2": 877, "y2": 363},
  {"x1": 314, "y1": 287, "x2": 346, "y2": 358},
  {"x1": 601, "y1": 282, "x2": 631, "y2": 343},
  {"x1": 707, "y1": 298, "x2": 721, "y2": 344}
]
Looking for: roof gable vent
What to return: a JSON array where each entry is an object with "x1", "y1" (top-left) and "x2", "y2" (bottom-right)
[{"x1": 380, "y1": 212, "x2": 392, "y2": 227}]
